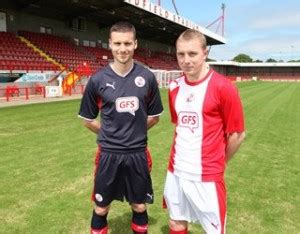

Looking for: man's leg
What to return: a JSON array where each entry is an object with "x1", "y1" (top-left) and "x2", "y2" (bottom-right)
[
  {"x1": 131, "y1": 203, "x2": 148, "y2": 234},
  {"x1": 183, "y1": 180, "x2": 226, "y2": 234},
  {"x1": 169, "y1": 219, "x2": 188, "y2": 234},
  {"x1": 90, "y1": 205, "x2": 110, "y2": 234},
  {"x1": 126, "y1": 152, "x2": 153, "y2": 233},
  {"x1": 164, "y1": 172, "x2": 188, "y2": 234},
  {"x1": 91, "y1": 151, "x2": 121, "y2": 233}
]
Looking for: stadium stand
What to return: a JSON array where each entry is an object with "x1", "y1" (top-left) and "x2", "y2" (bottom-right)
[
  {"x1": 13, "y1": 0, "x2": 299, "y2": 104},
  {"x1": 82, "y1": 46, "x2": 112, "y2": 71},
  {"x1": 209, "y1": 61, "x2": 300, "y2": 82},
  {"x1": 0, "y1": 0, "x2": 224, "y2": 104},
  {"x1": 0, "y1": 31, "x2": 60, "y2": 72},
  {"x1": 14, "y1": 30, "x2": 177, "y2": 73},
  {"x1": 19, "y1": 31, "x2": 101, "y2": 73}
]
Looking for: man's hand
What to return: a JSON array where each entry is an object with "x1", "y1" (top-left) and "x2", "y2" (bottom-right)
[
  {"x1": 225, "y1": 131, "x2": 245, "y2": 162},
  {"x1": 83, "y1": 119, "x2": 101, "y2": 134}
]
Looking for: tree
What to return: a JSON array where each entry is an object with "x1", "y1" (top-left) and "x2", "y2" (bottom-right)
[
  {"x1": 254, "y1": 59, "x2": 263, "y2": 63},
  {"x1": 288, "y1": 59, "x2": 300, "y2": 62},
  {"x1": 232, "y1": 54, "x2": 253, "y2": 62},
  {"x1": 206, "y1": 57, "x2": 216, "y2": 62},
  {"x1": 266, "y1": 58, "x2": 277, "y2": 63}
]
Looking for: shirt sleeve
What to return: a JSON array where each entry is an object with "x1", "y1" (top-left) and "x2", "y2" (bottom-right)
[
  {"x1": 220, "y1": 81, "x2": 245, "y2": 133},
  {"x1": 147, "y1": 73, "x2": 164, "y2": 116},
  {"x1": 78, "y1": 77, "x2": 100, "y2": 120}
]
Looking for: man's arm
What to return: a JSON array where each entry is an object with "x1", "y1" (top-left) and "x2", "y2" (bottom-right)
[
  {"x1": 147, "y1": 116, "x2": 160, "y2": 130},
  {"x1": 225, "y1": 131, "x2": 245, "y2": 162},
  {"x1": 82, "y1": 119, "x2": 101, "y2": 134}
]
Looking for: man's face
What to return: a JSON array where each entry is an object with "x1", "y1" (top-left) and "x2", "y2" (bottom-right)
[
  {"x1": 109, "y1": 31, "x2": 137, "y2": 65},
  {"x1": 176, "y1": 38, "x2": 208, "y2": 79}
]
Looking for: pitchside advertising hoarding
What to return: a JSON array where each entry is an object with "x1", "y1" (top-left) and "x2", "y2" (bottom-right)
[
  {"x1": 16, "y1": 73, "x2": 49, "y2": 82},
  {"x1": 45, "y1": 86, "x2": 62, "y2": 97},
  {"x1": 16, "y1": 72, "x2": 63, "y2": 97}
]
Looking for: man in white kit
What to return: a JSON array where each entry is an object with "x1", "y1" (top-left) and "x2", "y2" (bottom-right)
[{"x1": 163, "y1": 29, "x2": 245, "y2": 234}]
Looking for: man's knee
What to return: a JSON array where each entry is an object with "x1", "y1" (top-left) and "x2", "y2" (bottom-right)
[
  {"x1": 131, "y1": 203, "x2": 146, "y2": 213},
  {"x1": 94, "y1": 205, "x2": 110, "y2": 216}
]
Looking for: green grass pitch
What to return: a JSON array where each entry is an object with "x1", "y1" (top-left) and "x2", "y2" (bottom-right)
[{"x1": 0, "y1": 81, "x2": 299, "y2": 233}]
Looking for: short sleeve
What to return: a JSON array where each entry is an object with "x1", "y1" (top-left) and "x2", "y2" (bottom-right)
[
  {"x1": 220, "y1": 81, "x2": 245, "y2": 133},
  {"x1": 78, "y1": 77, "x2": 100, "y2": 120}
]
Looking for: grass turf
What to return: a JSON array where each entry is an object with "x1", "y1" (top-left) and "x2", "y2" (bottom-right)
[{"x1": 0, "y1": 81, "x2": 299, "y2": 233}]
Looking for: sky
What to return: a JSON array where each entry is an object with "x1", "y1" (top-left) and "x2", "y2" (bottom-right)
[{"x1": 155, "y1": 0, "x2": 300, "y2": 62}]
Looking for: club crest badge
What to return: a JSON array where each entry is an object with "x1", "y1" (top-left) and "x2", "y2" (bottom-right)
[
  {"x1": 135, "y1": 76, "x2": 145, "y2": 87},
  {"x1": 95, "y1": 193, "x2": 103, "y2": 202},
  {"x1": 186, "y1": 93, "x2": 195, "y2": 102}
]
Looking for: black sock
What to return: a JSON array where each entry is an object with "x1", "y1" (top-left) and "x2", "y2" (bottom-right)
[
  {"x1": 91, "y1": 210, "x2": 108, "y2": 230},
  {"x1": 131, "y1": 210, "x2": 148, "y2": 234}
]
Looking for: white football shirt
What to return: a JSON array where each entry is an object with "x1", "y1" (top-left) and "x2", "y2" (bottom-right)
[{"x1": 168, "y1": 69, "x2": 244, "y2": 181}]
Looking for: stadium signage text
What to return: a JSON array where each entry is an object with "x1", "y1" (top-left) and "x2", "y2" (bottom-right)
[
  {"x1": 17, "y1": 73, "x2": 48, "y2": 82},
  {"x1": 16, "y1": 72, "x2": 59, "y2": 82},
  {"x1": 124, "y1": 0, "x2": 200, "y2": 30}
]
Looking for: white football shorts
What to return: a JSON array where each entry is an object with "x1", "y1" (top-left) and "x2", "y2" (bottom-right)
[{"x1": 163, "y1": 171, "x2": 227, "y2": 234}]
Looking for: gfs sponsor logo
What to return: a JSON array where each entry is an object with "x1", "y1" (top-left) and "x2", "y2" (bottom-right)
[
  {"x1": 116, "y1": 96, "x2": 139, "y2": 116},
  {"x1": 178, "y1": 111, "x2": 199, "y2": 132}
]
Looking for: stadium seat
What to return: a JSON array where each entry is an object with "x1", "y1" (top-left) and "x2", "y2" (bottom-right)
[{"x1": 0, "y1": 31, "x2": 60, "y2": 72}]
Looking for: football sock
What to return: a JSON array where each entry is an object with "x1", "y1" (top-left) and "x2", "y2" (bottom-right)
[
  {"x1": 131, "y1": 210, "x2": 148, "y2": 234},
  {"x1": 91, "y1": 210, "x2": 108, "y2": 234},
  {"x1": 90, "y1": 226, "x2": 108, "y2": 234},
  {"x1": 169, "y1": 228, "x2": 188, "y2": 234}
]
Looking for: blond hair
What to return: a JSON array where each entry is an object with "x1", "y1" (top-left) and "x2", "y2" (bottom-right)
[{"x1": 176, "y1": 29, "x2": 207, "y2": 49}]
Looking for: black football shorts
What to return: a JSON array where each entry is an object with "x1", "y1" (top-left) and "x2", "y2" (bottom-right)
[{"x1": 93, "y1": 149, "x2": 154, "y2": 207}]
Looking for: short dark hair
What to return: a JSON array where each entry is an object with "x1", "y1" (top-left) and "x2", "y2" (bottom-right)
[{"x1": 109, "y1": 21, "x2": 136, "y2": 39}]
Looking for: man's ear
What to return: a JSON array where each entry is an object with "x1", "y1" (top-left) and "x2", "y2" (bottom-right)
[
  {"x1": 204, "y1": 48, "x2": 209, "y2": 60},
  {"x1": 134, "y1": 39, "x2": 138, "y2": 50},
  {"x1": 109, "y1": 39, "x2": 112, "y2": 49}
]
